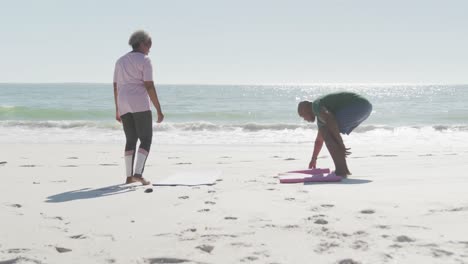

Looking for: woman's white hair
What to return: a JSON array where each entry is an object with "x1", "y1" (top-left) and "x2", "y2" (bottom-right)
[{"x1": 128, "y1": 30, "x2": 151, "y2": 48}]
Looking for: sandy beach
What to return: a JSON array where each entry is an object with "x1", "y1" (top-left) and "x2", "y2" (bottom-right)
[
  {"x1": 2, "y1": 0, "x2": 468, "y2": 262},
  {"x1": 1, "y1": 142, "x2": 468, "y2": 264}
]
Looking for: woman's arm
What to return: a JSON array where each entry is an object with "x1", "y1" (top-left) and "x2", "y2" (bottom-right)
[
  {"x1": 113, "y1": 82, "x2": 121, "y2": 122},
  {"x1": 144, "y1": 81, "x2": 164, "y2": 123}
]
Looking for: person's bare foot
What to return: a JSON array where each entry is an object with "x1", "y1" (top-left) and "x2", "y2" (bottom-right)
[
  {"x1": 133, "y1": 175, "x2": 151, "y2": 185},
  {"x1": 125, "y1": 176, "x2": 138, "y2": 184}
]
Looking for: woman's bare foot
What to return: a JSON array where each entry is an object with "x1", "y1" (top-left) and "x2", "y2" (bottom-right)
[
  {"x1": 125, "y1": 176, "x2": 138, "y2": 184},
  {"x1": 133, "y1": 174, "x2": 151, "y2": 185}
]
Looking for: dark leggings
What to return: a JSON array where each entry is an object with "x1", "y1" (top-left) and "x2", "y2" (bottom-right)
[{"x1": 121, "y1": 111, "x2": 153, "y2": 152}]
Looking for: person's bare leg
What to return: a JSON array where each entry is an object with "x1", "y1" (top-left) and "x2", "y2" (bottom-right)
[{"x1": 320, "y1": 127, "x2": 350, "y2": 177}]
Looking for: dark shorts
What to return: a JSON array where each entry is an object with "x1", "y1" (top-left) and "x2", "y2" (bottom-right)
[{"x1": 335, "y1": 101, "x2": 372, "y2": 135}]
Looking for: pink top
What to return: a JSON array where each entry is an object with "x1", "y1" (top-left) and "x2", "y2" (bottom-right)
[{"x1": 113, "y1": 52, "x2": 153, "y2": 116}]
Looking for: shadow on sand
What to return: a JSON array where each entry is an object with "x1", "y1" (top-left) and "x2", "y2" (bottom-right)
[
  {"x1": 304, "y1": 178, "x2": 372, "y2": 185},
  {"x1": 45, "y1": 184, "x2": 141, "y2": 203}
]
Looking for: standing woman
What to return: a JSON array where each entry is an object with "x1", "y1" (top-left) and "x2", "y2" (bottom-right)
[{"x1": 113, "y1": 30, "x2": 164, "y2": 185}]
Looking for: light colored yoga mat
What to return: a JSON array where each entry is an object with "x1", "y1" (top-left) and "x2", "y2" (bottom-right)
[
  {"x1": 153, "y1": 170, "x2": 221, "y2": 186},
  {"x1": 279, "y1": 172, "x2": 342, "y2": 183}
]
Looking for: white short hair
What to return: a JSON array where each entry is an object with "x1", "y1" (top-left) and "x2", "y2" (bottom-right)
[{"x1": 128, "y1": 30, "x2": 151, "y2": 48}]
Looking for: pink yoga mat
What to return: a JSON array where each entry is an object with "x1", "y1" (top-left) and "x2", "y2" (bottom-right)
[{"x1": 286, "y1": 168, "x2": 331, "y2": 175}]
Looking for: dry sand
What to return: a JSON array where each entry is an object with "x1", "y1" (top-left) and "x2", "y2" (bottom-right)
[{"x1": 1, "y1": 143, "x2": 468, "y2": 264}]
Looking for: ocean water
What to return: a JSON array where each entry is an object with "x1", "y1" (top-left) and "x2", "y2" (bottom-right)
[{"x1": 1, "y1": 83, "x2": 468, "y2": 146}]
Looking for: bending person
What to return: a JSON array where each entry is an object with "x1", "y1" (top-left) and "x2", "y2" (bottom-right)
[
  {"x1": 298, "y1": 92, "x2": 372, "y2": 177},
  {"x1": 113, "y1": 30, "x2": 164, "y2": 185}
]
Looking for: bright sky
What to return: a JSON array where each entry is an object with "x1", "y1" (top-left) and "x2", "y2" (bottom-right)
[{"x1": 0, "y1": 0, "x2": 467, "y2": 84}]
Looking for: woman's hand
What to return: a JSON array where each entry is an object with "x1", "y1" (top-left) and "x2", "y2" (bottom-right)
[
  {"x1": 115, "y1": 112, "x2": 121, "y2": 123},
  {"x1": 156, "y1": 112, "x2": 164, "y2": 123}
]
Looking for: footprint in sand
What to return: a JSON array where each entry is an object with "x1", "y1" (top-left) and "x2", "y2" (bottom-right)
[
  {"x1": 220, "y1": 156, "x2": 232, "y2": 159},
  {"x1": 61, "y1": 165, "x2": 78, "y2": 167},
  {"x1": 225, "y1": 216, "x2": 238, "y2": 220},
  {"x1": 69, "y1": 234, "x2": 87, "y2": 239},
  {"x1": 315, "y1": 242, "x2": 340, "y2": 253},
  {"x1": 178, "y1": 196, "x2": 189, "y2": 199},
  {"x1": 196, "y1": 244, "x2": 214, "y2": 253},
  {"x1": 67, "y1": 157, "x2": 78, "y2": 159},
  {"x1": 19, "y1": 165, "x2": 38, "y2": 167},
  {"x1": 395, "y1": 235, "x2": 415, "y2": 243},
  {"x1": 337, "y1": 259, "x2": 361, "y2": 264},
  {"x1": 6, "y1": 248, "x2": 30, "y2": 253},
  {"x1": 168, "y1": 157, "x2": 180, "y2": 159},
  {"x1": 253, "y1": 250, "x2": 270, "y2": 257},
  {"x1": 321, "y1": 204, "x2": 335, "y2": 208},
  {"x1": 375, "y1": 225, "x2": 390, "y2": 229},
  {"x1": 198, "y1": 209, "x2": 210, "y2": 212},
  {"x1": 455, "y1": 241, "x2": 468, "y2": 247},
  {"x1": 1, "y1": 257, "x2": 43, "y2": 264},
  {"x1": 284, "y1": 158, "x2": 297, "y2": 161},
  {"x1": 430, "y1": 206, "x2": 468, "y2": 213},
  {"x1": 231, "y1": 242, "x2": 252, "y2": 248},
  {"x1": 351, "y1": 240, "x2": 369, "y2": 250},
  {"x1": 8, "y1": 204, "x2": 22, "y2": 208},
  {"x1": 241, "y1": 256, "x2": 259, "y2": 262},
  {"x1": 285, "y1": 198, "x2": 295, "y2": 201},
  {"x1": 314, "y1": 219, "x2": 328, "y2": 225},
  {"x1": 99, "y1": 163, "x2": 118, "y2": 166},
  {"x1": 310, "y1": 206, "x2": 321, "y2": 212},
  {"x1": 145, "y1": 258, "x2": 190, "y2": 264},
  {"x1": 389, "y1": 244, "x2": 403, "y2": 249},
  {"x1": 55, "y1": 246, "x2": 72, "y2": 253},
  {"x1": 283, "y1": 224, "x2": 300, "y2": 229},
  {"x1": 403, "y1": 225, "x2": 430, "y2": 230},
  {"x1": 306, "y1": 214, "x2": 326, "y2": 220},
  {"x1": 360, "y1": 209, "x2": 375, "y2": 214},
  {"x1": 0, "y1": 161, "x2": 7, "y2": 166},
  {"x1": 175, "y1": 162, "x2": 192, "y2": 165},
  {"x1": 205, "y1": 201, "x2": 216, "y2": 205},
  {"x1": 355, "y1": 230, "x2": 368, "y2": 235},
  {"x1": 325, "y1": 231, "x2": 351, "y2": 239},
  {"x1": 431, "y1": 248, "x2": 454, "y2": 257}
]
